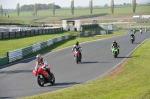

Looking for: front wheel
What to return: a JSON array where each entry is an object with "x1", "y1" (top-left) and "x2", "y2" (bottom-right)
[
  {"x1": 50, "y1": 72, "x2": 55, "y2": 85},
  {"x1": 114, "y1": 52, "x2": 118, "y2": 58},
  {"x1": 37, "y1": 75, "x2": 45, "y2": 87},
  {"x1": 76, "y1": 57, "x2": 79, "y2": 64}
]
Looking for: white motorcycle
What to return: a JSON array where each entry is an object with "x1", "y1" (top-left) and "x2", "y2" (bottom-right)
[{"x1": 140, "y1": 29, "x2": 142, "y2": 34}]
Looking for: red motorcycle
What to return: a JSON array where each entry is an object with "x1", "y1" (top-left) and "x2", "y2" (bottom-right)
[
  {"x1": 33, "y1": 65, "x2": 55, "y2": 87},
  {"x1": 74, "y1": 50, "x2": 82, "y2": 64}
]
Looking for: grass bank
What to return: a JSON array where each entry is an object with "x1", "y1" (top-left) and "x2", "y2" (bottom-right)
[
  {"x1": 19, "y1": 38, "x2": 150, "y2": 99},
  {"x1": 0, "y1": 32, "x2": 71, "y2": 56},
  {"x1": 1, "y1": 5, "x2": 150, "y2": 24}
]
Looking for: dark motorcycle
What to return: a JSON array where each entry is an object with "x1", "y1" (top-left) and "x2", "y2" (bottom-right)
[{"x1": 130, "y1": 37, "x2": 135, "y2": 44}]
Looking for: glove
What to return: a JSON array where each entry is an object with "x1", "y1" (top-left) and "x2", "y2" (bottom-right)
[{"x1": 42, "y1": 66, "x2": 46, "y2": 70}]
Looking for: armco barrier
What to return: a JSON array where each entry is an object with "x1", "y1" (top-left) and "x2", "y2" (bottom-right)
[
  {"x1": 78, "y1": 30, "x2": 109, "y2": 37},
  {"x1": 0, "y1": 56, "x2": 8, "y2": 66},
  {"x1": 7, "y1": 35, "x2": 72, "y2": 63}
]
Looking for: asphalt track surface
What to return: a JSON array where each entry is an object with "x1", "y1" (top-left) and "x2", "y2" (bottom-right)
[{"x1": 0, "y1": 31, "x2": 149, "y2": 99}]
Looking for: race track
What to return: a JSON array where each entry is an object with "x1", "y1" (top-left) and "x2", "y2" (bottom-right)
[{"x1": 0, "y1": 31, "x2": 149, "y2": 99}]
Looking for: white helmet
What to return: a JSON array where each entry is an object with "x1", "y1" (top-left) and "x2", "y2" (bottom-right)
[{"x1": 36, "y1": 54, "x2": 42, "y2": 59}]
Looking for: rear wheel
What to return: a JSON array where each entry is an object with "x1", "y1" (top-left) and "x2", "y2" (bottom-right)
[
  {"x1": 37, "y1": 75, "x2": 45, "y2": 87},
  {"x1": 79, "y1": 57, "x2": 81, "y2": 62},
  {"x1": 131, "y1": 39, "x2": 133, "y2": 44}
]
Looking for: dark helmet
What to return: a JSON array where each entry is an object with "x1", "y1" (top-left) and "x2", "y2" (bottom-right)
[
  {"x1": 76, "y1": 41, "x2": 79, "y2": 46},
  {"x1": 113, "y1": 40, "x2": 116, "y2": 43}
]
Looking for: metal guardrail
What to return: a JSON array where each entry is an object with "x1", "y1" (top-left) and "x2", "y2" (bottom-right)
[
  {"x1": 78, "y1": 30, "x2": 111, "y2": 37},
  {"x1": 7, "y1": 35, "x2": 72, "y2": 63}
]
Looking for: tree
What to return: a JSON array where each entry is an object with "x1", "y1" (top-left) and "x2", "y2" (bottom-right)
[
  {"x1": 16, "y1": 3, "x2": 20, "y2": 16},
  {"x1": 70, "y1": 0, "x2": 74, "y2": 15},
  {"x1": 104, "y1": 4, "x2": 108, "y2": 7},
  {"x1": 34, "y1": 3, "x2": 37, "y2": 16},
  {"x1": 110, "y1": 0, "x2": 114, "y2": 14},
  {"x1": 132, "y1": 0, "x2": 136, "y2": 13},
  {"x1": 123, "y1": 3, "x2": 126, "y2": 5},
  {"x1": 52, "y1": 2, "x2": 55, "y2": 15},
  {"x1": 0, "y1": 5, "x2": 3, "y2": 16},
  {"x1": 89, "y1": 0, "x2": 93, "y2": 14}
]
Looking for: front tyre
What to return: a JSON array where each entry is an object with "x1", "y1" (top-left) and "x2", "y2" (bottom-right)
[
  {"x1": 50, "y1": 72, "x2": 55, "y2": 85},
  {"x1": 114, "y1": 52, "x2": 118, "y2": 58},
  {"x1": 37, "y1": 75, "x2": 45, "y2": 87}
]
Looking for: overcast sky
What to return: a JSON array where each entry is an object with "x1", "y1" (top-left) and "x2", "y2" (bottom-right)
[{"x1": 0, "y1": 0, "x2": 149, "y2": 9}]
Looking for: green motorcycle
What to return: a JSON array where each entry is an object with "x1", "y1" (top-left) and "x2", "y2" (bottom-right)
[{"x1": 111, "y1": 47, "x2": 118, "y2": 58}]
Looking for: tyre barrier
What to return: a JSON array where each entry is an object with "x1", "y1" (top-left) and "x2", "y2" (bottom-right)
[{"x1": 7, "y1": 35, "x2": 72, "y2": 63}]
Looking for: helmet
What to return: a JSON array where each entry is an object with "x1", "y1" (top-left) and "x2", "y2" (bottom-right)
[
  {"x1": 36, "y1": 54, "x2": 42, "y2": 59},
  {"x1": 113, "y1": 40, "x2": 116, "y2": 43},
  {"x1": 76, "y1": 41, "x2": 79, "y2": 46}
]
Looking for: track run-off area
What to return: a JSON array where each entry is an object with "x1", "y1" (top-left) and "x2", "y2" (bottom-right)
[{"x1": 0, "y1": 31, "x2": 150, "y2": 99}]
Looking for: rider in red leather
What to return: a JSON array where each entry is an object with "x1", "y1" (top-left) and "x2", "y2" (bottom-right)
[{"x1": 35, "y1": 54, "x2": 51, "y2": 79}]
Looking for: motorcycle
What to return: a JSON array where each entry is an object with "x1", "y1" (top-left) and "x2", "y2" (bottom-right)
[
  {"x1": 111, "y1": 47, "x2": 118, "y2": 58},
  {"x1": 33, "y1": 65, "x2": 55, "y2": 87},
  {"x1": 74, "y1": 50, "x2": 82, "y2": 64},
  {"x1": 130, "y1": 37, "x2": 134, "y2": 44},
  {"x1": 140, "y1": 30, "x2": 142, "y2": 34}
]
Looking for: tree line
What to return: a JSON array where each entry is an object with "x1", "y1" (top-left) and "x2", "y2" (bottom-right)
[
  {"x1": 20, "y1": 3, "x2": 61, "y2": 11},
  {"x1": 70, "y1": 0, "x2": 136, "y2": 14},
  {"x1": 0, "y1": 0, "x2": 137, "y2": 16}
]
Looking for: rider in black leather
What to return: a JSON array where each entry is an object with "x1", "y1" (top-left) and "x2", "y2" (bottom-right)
[
  {"x1": 130, "y1": 33, "x2": 135, "y2": 39},
  {"x1": 111, "y1": 40, "x2": 120, "y2": 54}
]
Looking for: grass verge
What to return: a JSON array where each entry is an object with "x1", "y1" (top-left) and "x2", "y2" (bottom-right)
[{"x1": 19, "y1": 38, "x2": 150, "y2": 99}]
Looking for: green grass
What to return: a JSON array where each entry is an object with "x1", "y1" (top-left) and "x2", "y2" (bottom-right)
[
  {"x1": 19, "y1": 38, "x2": 150, "y2": 99},
  {"x1": 0, "y1": 32, "x2": 71, "y2": 56}
]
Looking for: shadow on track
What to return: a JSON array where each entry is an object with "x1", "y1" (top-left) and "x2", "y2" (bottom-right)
[
  {"x1": 0, "y1": 97, "x2": 13, "y2": 99},
  {"x1": 117, "y1": 56, "x2": 131, "y2": 58},
  {"x1": 133, "y1": 43, "x2": 141, "y2": 44},
  {"x1": 79, "y1": 61, "x2": 110, "y2": 64},
  {"x1": 46, "y1": 82, "x2": 81, "y2": 88},
  {"x1": 0, "y1": 70, "x2": 32, "y2": 74}
]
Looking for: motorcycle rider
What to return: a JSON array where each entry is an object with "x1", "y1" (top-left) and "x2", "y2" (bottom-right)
[
  {"x1": 35, "y1": 54, "x2": 51, "y2": 80},
  {"x1": 139, "y1": 28, "x2": 142, "y2": 33},
  {"x1": 72, "y1": 41, "x2": 82, "y2": 58},
  {"x1": 111, "y1": 40, "x2": 120, "y2": 54},
  {"x1": 133, "y1": 28, "x2": 136, "y2": 34},
  {"x1": 130, "y1": 33, "x2": 135, "y2": 40},
  {"x1": 145, "y1": 28, "x2": 147, "y2": 32}
]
